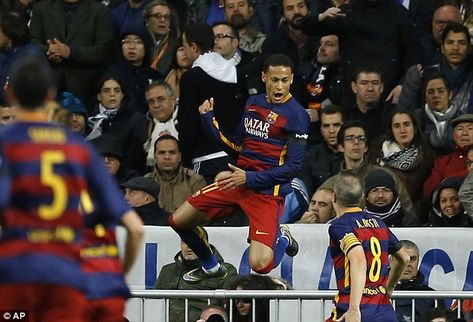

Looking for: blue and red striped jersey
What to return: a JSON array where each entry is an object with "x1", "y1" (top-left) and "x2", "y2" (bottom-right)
[
  {"x1": 202, "y1": 93, "x2": 310, "y2": 197},
  {"x1": 328, "y1": 208, "x2": 401, "y2": 322},
  {"x1": 81, "y1": 225, "x2": 130, "y2": 300},
  {"x1": 0, "y1": 122, "x2": 130, "y2": 292}
]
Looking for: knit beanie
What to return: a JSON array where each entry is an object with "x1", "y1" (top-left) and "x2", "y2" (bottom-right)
[{"x1": 365, "y1": 169, "x2": 396, "y2": 194}]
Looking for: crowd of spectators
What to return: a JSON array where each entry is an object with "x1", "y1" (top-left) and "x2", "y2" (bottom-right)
[
  {"x1": 1, "y1": 0, "x2": 473, "y2": 227},
  {"x1": 1, "y1": 0, "x2": 473, "y2": 320}
]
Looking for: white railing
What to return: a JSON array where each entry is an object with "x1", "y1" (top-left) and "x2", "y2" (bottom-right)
[{"x1": 126, "y1": 290, "x2": 473, "y2": 322}]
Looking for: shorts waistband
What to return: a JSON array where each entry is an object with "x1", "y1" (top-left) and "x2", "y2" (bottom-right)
[{"x1": 192, "y1": 151, "x2": 228, "y2": 163}]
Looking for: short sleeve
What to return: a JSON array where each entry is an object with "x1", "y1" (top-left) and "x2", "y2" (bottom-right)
[
  {"x1": 329, "y1": 221, "x2": 361, "y2": 255},
  {"x1": 387, "y1": 228, "x2": 401, "y2": 254}
]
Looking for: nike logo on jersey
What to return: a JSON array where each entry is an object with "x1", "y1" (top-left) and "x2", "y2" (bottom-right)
[
  {"x1": 295, "y1": 133, "x2": 308, "y2": 139},
  {"x1": 255, "y1": 230, "x2": 269, "y2": 235}
]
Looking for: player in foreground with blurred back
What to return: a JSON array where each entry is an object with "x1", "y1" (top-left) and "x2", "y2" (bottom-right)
[{"x1": 0, "y1": 57, "x2": 143, "y2": 322}]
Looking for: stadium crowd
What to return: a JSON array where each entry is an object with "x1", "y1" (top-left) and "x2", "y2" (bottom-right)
[{"x1": 1, "y1": 0, "x2": 473, "y2": 320}]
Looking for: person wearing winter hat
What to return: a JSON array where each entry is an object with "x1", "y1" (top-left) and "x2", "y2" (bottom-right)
[
  {"x1": 428, "y1": 176, "x2": 473, "y2": 227},
  {"x1": 364, "y1": 169, "x2": 417, "y2": 227},
  {"x1": 60, "y1": 91, "x2": 88, "y2": 134},
  {"x1": 320, "y1": 120, "x2": 417, "y2": 221}
]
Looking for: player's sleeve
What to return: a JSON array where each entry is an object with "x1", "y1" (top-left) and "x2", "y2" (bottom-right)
[
  {"x1": 329, "y1": 221, "x2": 362, "y2": 255},
  {"x1": 201, "y1": 110, "x2": 244, "y2": 153},
  {"x1": 246, "y1": 106, "x2": 310, "y2": 189},
  {"x1": 86, "y1": 146, "x2": 131, "y2": 221},
  {"x1": 387, "y1": 228, "x2": 402, "y2": 255}
]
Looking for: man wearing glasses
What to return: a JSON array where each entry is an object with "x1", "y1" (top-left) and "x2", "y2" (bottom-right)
[
  {"x1": 320, "y1": 120, "x2": 416, "y2": 217},
  {"x1": 212, "y1": 22, "x2": 264, "y2": 96}
]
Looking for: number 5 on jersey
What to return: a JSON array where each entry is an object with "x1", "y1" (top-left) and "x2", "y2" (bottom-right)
[{"x1": 38, "y1": 151, "x2": 67, "y2": 220}]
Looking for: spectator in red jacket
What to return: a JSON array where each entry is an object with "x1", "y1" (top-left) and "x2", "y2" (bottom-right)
[{"x1": 423, "y1": 114, "x2": 473, "y2": 202}]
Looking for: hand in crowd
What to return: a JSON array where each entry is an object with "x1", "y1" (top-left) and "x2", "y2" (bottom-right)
[
  {"x1": 46, "y1": 51, "x2": 62, "y2": 64},
  {"x1": 416, "y1": 64, "x2": 424, "y2": 75},
  {"x1": 319, "y1": 7, "x2": 345, "y2": 21},
  {"x1": 199, "y1": 97, "x2": 214, "y2": 115},
  {"x1": 306, "y1": 109, "x2": 319, "y2": 123},
  {"x1": 385, "y1": 85, "x2": 402, "y2": 104},
  {"x1": 299, "y1": 210, "x2": 317, "y2": 223},
  {"x1": 216, "y1": 163, "x2": 247, "y2": 191},
  {"x1": 47, "y1": 38, "x2": 71, "y2": 61}
]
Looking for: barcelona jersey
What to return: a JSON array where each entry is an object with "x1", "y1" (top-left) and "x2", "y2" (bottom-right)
[
  {"x1": 81, "y1": 224, "x2": 130, "y2": 300},
  {"x1": 328, "y1": 208, "x2": 401, "y2": 322},
  {"x1": 202, "y1": 93, "x2": 310, "y2": 197},
  {"x1": 0, "y1": 122, "x2": 130, "y2": 292}
]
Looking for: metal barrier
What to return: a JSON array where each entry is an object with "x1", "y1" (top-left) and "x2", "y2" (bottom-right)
[{"x1": 126, "y1": 290, "x2": 473, "y2": 322}]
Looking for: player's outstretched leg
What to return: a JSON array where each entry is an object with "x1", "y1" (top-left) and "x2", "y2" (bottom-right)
[
  {"x1": 169, "y1": 215, "x2": 227, "y2": 283},
  {"x1": 181, "y1": 226, "x2": 228, "y2": 283},
  {"x1": 273, "y1": 224, "x2": 299, "y2": 267}
]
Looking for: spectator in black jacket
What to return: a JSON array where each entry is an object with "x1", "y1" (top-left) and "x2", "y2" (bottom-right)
[
  {"x1": 299, "y1": 105, "x2": 344, "y2": 197},
  {"x1": 177, "y1": 23, "x2": 247, "y2": 183},
  {"x1": 301, "y1": 0, "x2": 421, "y2": 104},
  {"x1": 364, "y1": 169, "x2": 419, "y2": 227},
  {"x1": 419, "y1": 5, "x2": 461, "y2": 67},
  {"x1": 122, "y1": 176, "x2": 170, "y2": 225},
  {"x1": 107, "y1": 25, "x2": 162, "y2": 114},
  {"x1": 87, "y1": 74, "x2": 148, "y2": 174},
  {"x1": 343, "y1": 66, "x2": 394, "y2": 144},
  {"x1": 393, "y1": 240, "x2": 442, "y2": 322},
  {"x1": 261, "y1": 0, "x2": 316, "y2": 69},
  {"x1": 91, "y1": 134, "x2": 140, "y2": 184},
  {"x1": 29, "y1": 0, "x2": 113, "y2": 109}
]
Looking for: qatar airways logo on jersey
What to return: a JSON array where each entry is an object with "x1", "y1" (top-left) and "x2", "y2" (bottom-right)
[{"x1": 244, "y1": 117, "x2": 270, "y2": 139}]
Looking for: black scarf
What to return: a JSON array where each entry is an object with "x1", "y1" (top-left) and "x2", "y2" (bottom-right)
[
  {"x1": 365, "y1": 196, "x2": 403, "y2": 226},
  {"x1": 382, "y1": 144, "x2": 420, "y2": 171}
]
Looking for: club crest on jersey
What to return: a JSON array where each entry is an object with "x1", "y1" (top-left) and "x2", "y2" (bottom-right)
[{"x1": 266, "y1": 111, "x2": 278, "y2": 124}]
